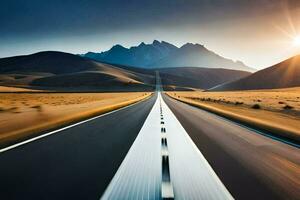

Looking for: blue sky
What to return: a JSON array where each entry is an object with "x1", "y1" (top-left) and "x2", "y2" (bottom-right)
[{"x1": 1, "y1": 0, "x2": 300, "y2": 69}]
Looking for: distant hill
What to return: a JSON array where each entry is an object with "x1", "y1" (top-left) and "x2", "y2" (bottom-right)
[
  {"x1": 83, "y1": 40, "x2": 253, "y2": 71},
  {"x1": 0, "y1": 51, "x2": 100, "y2": 74},
  {"x1": 113, "y1": 65, "x2": 251, "y2": 90},
  {"x1": 210, "y1": 55, "x2": 300, "y2": 91},
  {"x1": 158, "y1": 67, "x2": 251, "y2": 90},
  {"x1": 0, "y1": 51, "x2": 252, "y2": 91},
  {"x1": 0, "y1": 51, "x2": 154, "y2": 91}
]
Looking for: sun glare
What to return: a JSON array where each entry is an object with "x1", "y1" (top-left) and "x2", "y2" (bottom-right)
[{"x1": 293, "y1": 36, "x2": 300, "y2": 46}]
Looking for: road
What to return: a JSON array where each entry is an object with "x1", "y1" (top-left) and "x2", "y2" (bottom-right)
[
  {"x1": 0, "y1": 94, "x2": 156, "y2": 200},
  {"x1": 0, "y1": 90, "x2": 299, "y2": 200},
  {"x1": 163, "y1": 94, "x2": 300, "y2": 200},
  {"x1": 101, "y1": 93, "x2": 232, "y2": 200}
]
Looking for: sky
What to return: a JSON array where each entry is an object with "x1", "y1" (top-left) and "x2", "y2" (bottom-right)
[{"x1": 1, "y1": 0, "x2": 300, "y2": 69}]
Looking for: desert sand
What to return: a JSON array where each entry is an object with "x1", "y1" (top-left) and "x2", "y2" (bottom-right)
[
  {"x1": 0, "y1": 92, "x2": 151, "y2": 146},
  {"x1": 167, "y1": 87, "x2": 300, "y2": 143},
  {"x1": 0, "y1": 86, "x2": 43, "y2": 92}
]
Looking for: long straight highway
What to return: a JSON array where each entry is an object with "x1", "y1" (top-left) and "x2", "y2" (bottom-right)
[
  {"x1": 0, "y1": 95, "x2": 156, "y2": 200},
  {"x1": 0, "y1": 75, "x2": 299, "y2": 200},
  {"x1": 101, "y1": 92, "x2": 233, "y2": 200}
]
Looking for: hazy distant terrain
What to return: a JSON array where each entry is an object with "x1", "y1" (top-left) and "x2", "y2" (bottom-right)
[
  {"x1": 2, "y1": 51, "x2": 300, "y2": 92},
  {"x1": 83, "y1": 40, "x2": 253, "y2": 71},
  {"x1": 211, "y1": 55, "x2": 300, "y2": 91},
  {"x1": 158, "y1": 67, "x2": 250, "y2": 90},
  {"x1": 0, "y1": 51, "x2": 251, "y2": 91}
]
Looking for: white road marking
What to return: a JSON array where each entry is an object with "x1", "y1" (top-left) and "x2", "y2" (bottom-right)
[
  {"x1": 101, "y1": 92, "x2": 233, "y2": 200},
  {"x1": 160, "y1": 101, "x2": 174, "y2": 199},
  {"x1": 0, "y1": 97, "x2": 150, "y2": 153},
  {"x1": 160, "y1": 93, "x2": 233, "y2": 199},
  {"x1": 101, "y1": 93, "x2": 162, "y2": 199}
]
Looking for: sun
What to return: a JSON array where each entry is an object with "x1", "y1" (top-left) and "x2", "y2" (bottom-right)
[{"x1": 293, "y1": 36, "x2": 300, "y2": 46}]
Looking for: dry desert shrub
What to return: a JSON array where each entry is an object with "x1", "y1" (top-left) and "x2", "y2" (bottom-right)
[
  {"x1": 252, "y1": 104, "x2": 261, "y2": 109},
  {"x1": 31, "y1": 105, "x2": 43, "y2": 112},
  {"x1": 8, "y1": 106, "x2": 18, "y2": 111},
  {"x1": 235, "y1": 101, "x2": 244, "y2": 105},
  {"x1": 7, "y1": 106, "x2": 21, "y2": 113},
  {"x1": 283, "y1": 105, "x2": 294, "y2": 110}
]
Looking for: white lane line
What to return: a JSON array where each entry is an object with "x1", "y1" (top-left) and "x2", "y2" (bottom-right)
[
  {"x1": 101, "y1": 92, "x2": 233, "y2": 200},
  {"x1": 0, "y1": 97, "x2": 151, "y2": 153},
  {"x1": 160, "y1": 93, "x2": 233, "y2": 200},
  {"x1": 101, "y1": 93, "x2": 161, "y2": 200},
  {"x1": 160, "y1": 101, "x2": 174, "y2": 199}
]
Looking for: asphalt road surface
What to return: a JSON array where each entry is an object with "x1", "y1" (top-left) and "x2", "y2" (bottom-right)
[
  {"x1": 0, "y1": 94, "x2": 156, "y2": 200},
  {"x1": 0, "y1": 91, "x2": 299, "y2": 200},
  {"x1": 101, "y1": 92, "x2": 232, "y2": 200},
  {"x1": 163, "y1": 94, "x2": 300, "y2": 200}
]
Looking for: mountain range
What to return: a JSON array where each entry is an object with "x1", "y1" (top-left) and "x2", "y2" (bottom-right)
[{"x1": 83, "y1": 40, "x2": 254, "y2": 72}]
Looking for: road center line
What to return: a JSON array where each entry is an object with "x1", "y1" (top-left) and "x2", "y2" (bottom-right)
[{"x1": 101, "y1": 92, "x2": 234, "y2": 199}]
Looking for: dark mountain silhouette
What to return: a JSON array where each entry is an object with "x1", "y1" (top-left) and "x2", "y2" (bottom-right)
[
  {"x1": 0, "y1": 51, "x2": 99, "y2": 74},
  {"x1": 84, "y1": 40, "x2": 177, "y2": 68},
  {"x1": 0, "y1": 51, "x2": 154, "y2": 91},
  {"x1": 210, "y1": 55, "x2": 300, "y2": 91},
  {"x1": 83, "y1": 40, "x2": 253, "y2": 71}
]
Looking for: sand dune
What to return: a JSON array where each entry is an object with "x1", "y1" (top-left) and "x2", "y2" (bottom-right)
[
  {"x1": 211, "y1": 55, "x2": 300, "y2": 91},
  {"x1": 0, "y1": 51, "x2": 154, "y2": 91},
  {"x1": 0, "y1": 86, "x2": 42, "y2": 92}
]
